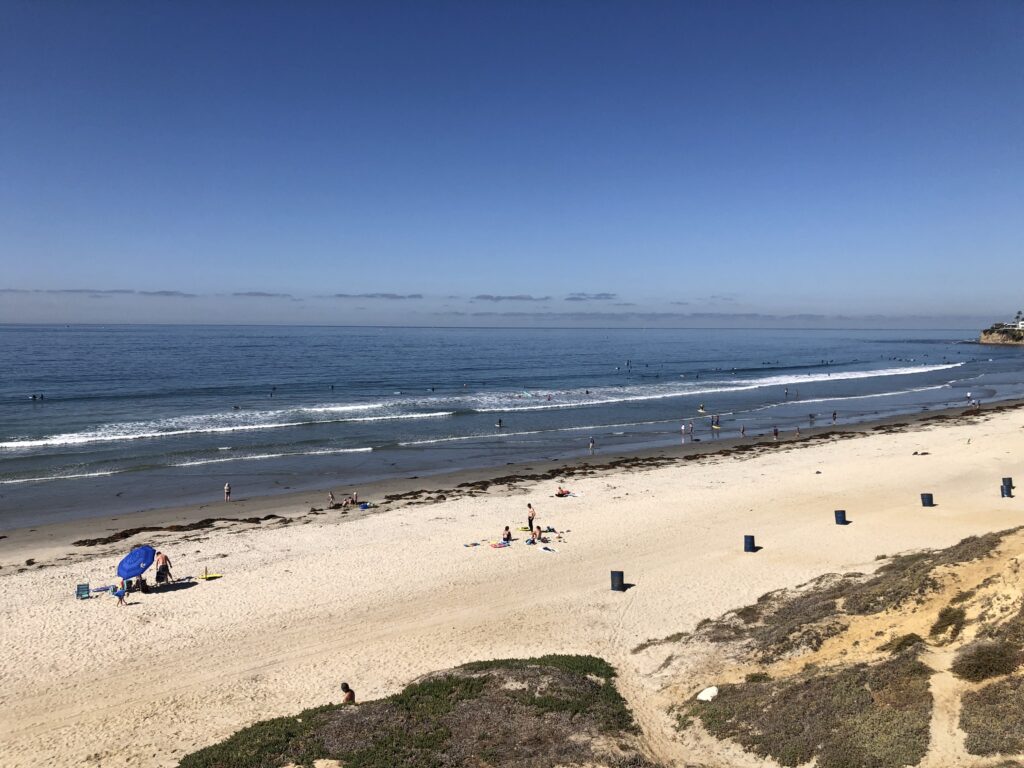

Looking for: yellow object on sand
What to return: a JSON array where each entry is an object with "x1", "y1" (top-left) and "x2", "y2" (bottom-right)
[{"x1": 198, "y1": 573, "x2": 222, "y2": 580}]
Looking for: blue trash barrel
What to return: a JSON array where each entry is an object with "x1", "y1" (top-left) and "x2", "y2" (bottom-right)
[
  {"x1": 610, "y1": 570, "x2": 625, "y2": 592},
  {"x1": 1001, "y1": 485, "x2": 1010, "y2": 498},
  {"x1": 1003, "y1": 477, "x2": 1014, "y2": 489},
  {"x1": 921, "y1": 493, "x2": 934, "y2": 507},
  {"x1": 744, "y1": 535, "x2": 756, "y2": 552},
  {"x1": 834, "y1": 510, "x2": 848, "y2": 525}
]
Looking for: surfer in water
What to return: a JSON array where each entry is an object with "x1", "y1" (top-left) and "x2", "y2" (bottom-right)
[{"x1": 496, "y1": 418, "x2": 503, "y2": 429}]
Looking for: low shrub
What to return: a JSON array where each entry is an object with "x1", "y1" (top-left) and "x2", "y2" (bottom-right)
[
  {"x1": 951, "y1": 641, "x2": 1021, "y2": 682},
  {"x1": 930, "y1": 606, "x2": 966, "y2": 639}
]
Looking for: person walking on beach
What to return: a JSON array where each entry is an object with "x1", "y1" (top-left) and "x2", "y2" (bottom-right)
[
  {"x1": 740, "y1": 424, "x2": 746, "y2": 437},
  {"x1": 527, "y1": 503, "x2": 536, "y2": 532},
  {"x1": 224, "y1": 482, "x2": 231, "y2": 502},
  {"x1": 155, "y1": 551, "x2": 173, "y2": 583},
  {"x1": 772, "y1": 426, "x2": 779, "y2": 441},
  {"x1": 832, "y1": 410, "x2": 837, "y2": 424},
  {"x1": 340, "y1": 682, "x2": 355, "y2": 704},
  {"x1": 328, "y1": 490, "x2": 335, "y2": 507},
  {"x1": 588, "y1": 437, "x2": 595, "y2": 455}
]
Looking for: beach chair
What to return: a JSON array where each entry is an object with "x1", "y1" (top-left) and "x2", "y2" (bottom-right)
[{"x1": 76, "y1": 583, "x2": 90, "y2": 600}]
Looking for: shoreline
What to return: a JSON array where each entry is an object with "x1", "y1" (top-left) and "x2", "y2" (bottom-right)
[{"x1": 3, "y1": 396, "x2": 1018, "y2": 573}]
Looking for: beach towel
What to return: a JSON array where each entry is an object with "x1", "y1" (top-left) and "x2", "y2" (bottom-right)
[
  {"x1": 490, "y1": 542, "x2": 510, "y2": 548},
  {"x1": 92, "y1": 585, "x2": 114, "y2": 592},
  {"x1": 463, "y1": 542, "x2": 481, "y2": 547}
]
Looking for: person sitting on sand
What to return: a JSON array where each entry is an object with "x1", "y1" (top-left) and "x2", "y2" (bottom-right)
[
  {"x1": 340, "y1": 682, "x2": 355, "y2": 704},
  {"x1": 534, "y1": 526, "x2": 544, "y2": 543},
  {"x1": 502, "y1": 526, "x2": 512, "y2": 543}
]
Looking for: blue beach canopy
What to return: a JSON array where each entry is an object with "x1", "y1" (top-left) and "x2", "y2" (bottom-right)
[{"x1": 117, "y1": 545, "x2": 156, "y2": 580}]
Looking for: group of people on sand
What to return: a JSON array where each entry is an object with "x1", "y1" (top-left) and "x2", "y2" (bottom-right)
[
  {"x1": 497, "y1": 501, "x2": 562, "y2": 546},
  {"x1": 114, "y1": 550, "x2": 174, "y2": 605},
  {"x1": 327, "y1": 490, "x2": 359, "y2": 509}
]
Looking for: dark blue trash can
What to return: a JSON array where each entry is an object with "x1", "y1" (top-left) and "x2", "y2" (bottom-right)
[
  {"x1": 834, "y1": 510, "x2": 848, "y2": 525},
  {"x1": 744, "y1": 535, "x2": 756, "y2": 552},
  {"x1": 921, "y1": 493, "x2": 934, "y2": 507},
  {"x1": 611, "y1": 570, "x2": 625, "y2": 591},
  {"x1": 1003, "y1": 477, "x2": 1014, "y2": 489}
]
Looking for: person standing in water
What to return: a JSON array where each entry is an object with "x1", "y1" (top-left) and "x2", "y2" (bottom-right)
[
  {"x1": 224, "y1": 482, "x2": 231, "y2": 502},
  {"x1": 588, "y1": 437, "x2": 595, "y2": 455},
  {"x1": 772, "y1": 426, "x2": 779, "y2": 441}
]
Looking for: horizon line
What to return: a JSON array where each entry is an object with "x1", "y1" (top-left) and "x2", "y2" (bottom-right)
[{"x1": 0, "y1": 322, "x2": 981, "y2": 333}]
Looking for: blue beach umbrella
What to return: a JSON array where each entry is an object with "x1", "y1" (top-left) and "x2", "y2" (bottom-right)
[{"x1": 117, "y1": 545, "x2": 156, "y2": 580}]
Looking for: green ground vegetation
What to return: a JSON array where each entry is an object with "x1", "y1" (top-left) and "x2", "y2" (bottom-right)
[
  {"x1": 684, "y1": 651, "x2": 932, "y2": 768},
  {"x1": 177, "y1": 655, "x2": 658, "y2": 768}
]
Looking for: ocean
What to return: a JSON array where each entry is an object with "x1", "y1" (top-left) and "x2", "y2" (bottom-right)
[{"x1": 1, "y1": 325, "x2": 1020, "y2": 529}]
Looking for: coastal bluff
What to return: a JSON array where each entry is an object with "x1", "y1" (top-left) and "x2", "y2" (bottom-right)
[{"x1": 979, "y1": 327, "x2": 1024, "y2": 346}]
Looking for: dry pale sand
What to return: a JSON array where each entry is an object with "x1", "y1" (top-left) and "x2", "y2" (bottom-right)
[{"x1": 1, "y1": 408, "x2": 1022, "y2": 768}]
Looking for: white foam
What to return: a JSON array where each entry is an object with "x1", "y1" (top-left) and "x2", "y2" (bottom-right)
[
  {"x1": 172, "y1": 446, "x2": 372, "y2": 467},
  {"x1": 398, "y1": 419, "x2": 667, "y2": 446},
  {"x1": 0, "y1": 470, "x2": 121, "y2": 485},
  {"x1": 470, "y1": 363, "x2": 964, "y2": 412},
  {"x1": 0, "y1": 411, "x2": 453, "y2": 451},
  {"x1": 750, "y1": 385, "x2": 949, "y2": 410},
  {"x1": 299, "y1": 403, "x2": 384, "y2": 414}
]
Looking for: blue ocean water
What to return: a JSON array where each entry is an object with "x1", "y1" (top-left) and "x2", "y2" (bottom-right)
[{"x1": 1, "y1": 325, "x2": 1021, "y2": 529}]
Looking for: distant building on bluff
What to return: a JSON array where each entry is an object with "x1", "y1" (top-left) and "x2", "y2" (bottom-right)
[{"x1": 980, "y1": 312, "x2": 1024, "y2": 345}]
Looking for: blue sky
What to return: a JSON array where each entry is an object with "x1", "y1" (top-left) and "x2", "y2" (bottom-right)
[{"x1": 1, "y1": 1, "x2": 1021, "y2": 327}]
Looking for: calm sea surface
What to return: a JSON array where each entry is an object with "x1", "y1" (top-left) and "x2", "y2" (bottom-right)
[{"x1": 2, "y1": 325, "x2": 1021, "y2": 529}]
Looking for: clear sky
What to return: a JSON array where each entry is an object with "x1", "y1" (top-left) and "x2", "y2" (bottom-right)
[{"x1": 1, "y1": 1, "x2": 1021, "y2": 327}]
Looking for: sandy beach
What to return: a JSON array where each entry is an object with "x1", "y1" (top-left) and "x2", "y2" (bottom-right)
[{"x1": 2, "y1": 404, "x2": 1022, "y2": 767}]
